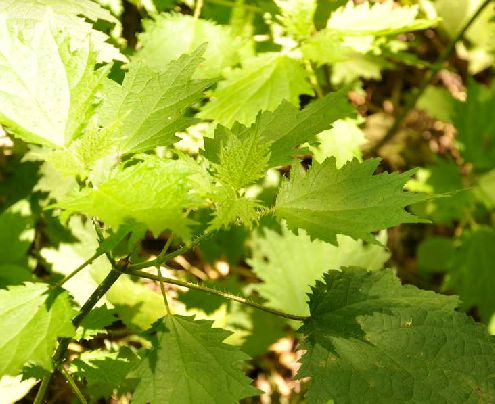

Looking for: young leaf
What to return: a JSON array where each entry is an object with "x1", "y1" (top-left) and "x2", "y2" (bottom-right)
[
  {"x1": 135, "y1": 13, "x2": 251, "y2": 79},
  {"x1": 205, "y1": 88, "x2": 354, "y2": 168},
  {"x1": 327, "y1": 0, "x2": 438, "y2": 36},
  {"x1": 298, "y1": 268, "x2": 495, "y2": 403},
  {"x1": 99, "y1": 46, "x2": 214, "y2": 154},
  {"x1": 132, "y1": 316, "x2": 259, "y2": 403},
  {"x1": 0, "y1": 0, "x2": 124, "y2": 63},
  {"x1": 249, "y1": 226, "x2": 389, "y2": 317},
  {"x1": 209, "y1": 188, "x2": 262, "y2": 231},
  {"x1": 275, "y1": 158, "x2": 428, "y2": 244},
  {"x1": 206, "y1": 92, "x2": 356, "y2": 215},
  {"x1": 213, "y1": 125, "x2": 271, "y2": 191},
  {"x1": 0, "y1": 19, "x2": 106, "y2": 147},
  {"x1": 445, "y1": 227, "x2": 495, "y2": 322},
  {"x1": 56, "y1": 155, "x2": 210, "y2": 240},
  {"x1": 199, "y1": 53, "x2": 313, "y2": 127},
  {"x1": 274, "y1": 0, "x2": 317, "y2": 39},
  {"x1": 0, "y1": 283, "x2": 75, "y2": 376}
]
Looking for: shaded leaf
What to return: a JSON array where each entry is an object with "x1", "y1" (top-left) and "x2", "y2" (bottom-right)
[
  {"x1": 132, "y1": 315, "x2": 259, "y2": 403},
  {"x1": 298, "y1": 268, "x2": 495, "y2": 403},
  {"x1": 249, "y1": 225, "x2": 389, "y2": 317}
]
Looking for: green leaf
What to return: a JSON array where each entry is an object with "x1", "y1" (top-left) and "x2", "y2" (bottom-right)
[
  {"x1": 239, "y1": 307, "x2": 288, "y2": 358},
  {"x1": 406, "y1": 159, "x2": 473, "y2": 223},
  {"x1": 57, "y1": 155, "x2": 210, "y2": 239},
  {"x1": 274, "y1": 0, "x2": 316, "y2": 39},
  {"x1": 199, "y1": 53, "x2": 313, "y2": 127},
  {"x1": 205, "y1": 89, "x2": 354, "y2": 168},
  {"x1": 311, "y1": 118, "x2": 366, "y2": 167},
  {"x1": 417, "y1": 236, "x2": 455, "y2": 275},
  {"x1": 0, "y1": 200, "x2": 35, "y2": 288},
  {"x1": 99, "y1": 47, "x2": 214, "y2": 154},
  {"x1": 453, "y1": 79, "x2": 495, "y2": 171},
  {"x1": 0, "y1": 200, "x2": 34, "y2": 266},
  {"x1": 135, "y1": 13, "x2": 251, "y2": 78},
  {"x1": 435, "y1": 0, "x2": 495, "y2": 74},
  {"x1": 275, "y1": 158, "x2": 428, "y2": 244},
  {"x1": 0, "y1": 283, "x2": 75, "y2": 376},
  {"x1": 213, "y1": 125, "x2": 271, "y2": 191},
  {"x1": 0, "y1": 0, "x2": 124, "y2": 63},
  {"x1": 132, "y1": 315, "x2": 259, "y2": 403},
  {"x1": 331, "y1": 53, "x2": 385, "y2": 84},
  {"x1": 445, "y1": 228, "x2": 495, "y2": 322},
  {"x1": 178, "y1": 277, "x2": 243, "y2": 315},
  {"x1": 0, "y1": 19, "x2": 107, "y2": 147},
  {"x1": 0, "y1": 0, "x2": 117, "y2": 28},
  {"x1": 41, "y1": 216, "x2": 165, "y2": 330},
  {"x1": 301, "y1": 29, "x2": 353, "y2": 65},
  {"x1": 209, "y1": 188, "x2": 262, "y2": 231},
  {"x1": 249, "y1": 225, "x2": 389, "y2": 317},
  {"x1": 298, "y1": 268, "x2": 495, "y2": 403},
  {"x1": 76, "y1": 305, "x2": 117, "y2": 340},
  {"x1": 72, "y1": 348, "x2": 138, "y2": 398},
  {"x1": 327, "y1": 1, "x2": 438, "y2": 36}
]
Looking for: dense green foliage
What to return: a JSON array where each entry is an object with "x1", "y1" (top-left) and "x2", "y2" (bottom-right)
[{"x1": 1, "y1": 0, "x2": 495, "y2": 403}]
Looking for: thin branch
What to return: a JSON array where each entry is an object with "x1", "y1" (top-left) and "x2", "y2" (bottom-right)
[
  {"x1": 60, "y1": 366, "x2": 87, "y2": 404},
  {"x1": 369, "y1": 0, "x2": 494, "y2": 154},
  {"x1": 123, "y1": 268, "x2": 309, "y2": 321},
  {"x1": 52, "y1": 251, "x2": 102, "y2": 289},
  {"x1": 129, "y1": 230, "x2": 213, "y2": 271},
  {"x1": 157, "y1": 266, "x2": 172, "y2": 315},
  {"x1": 156, "y1": 234, "x2": 174, "y2": 315},
  {"x1": 34, "y1": 268, "x2": 123, "y2": 404},
  {"x1": 194, "y1": 0, "x2": 204, "y2": 19}
]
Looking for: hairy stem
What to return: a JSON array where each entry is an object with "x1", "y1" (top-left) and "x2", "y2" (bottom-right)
[
  {"x1": 124, "y1": 268, "x2": 309, "y2": 321},
  {"x1": 34, "y1": 269, "x2": 122, "y2": 404},
  {"x1": 370, "y1": 0, "x2": 493, "y2": 154},
  {"x1": 60, "y1": 366, "x2": 87, "y2": 404}
]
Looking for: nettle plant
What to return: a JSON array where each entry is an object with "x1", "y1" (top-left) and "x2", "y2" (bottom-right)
[{"x1": 1, "y1": 0, "x2": 495, "y2": 403}]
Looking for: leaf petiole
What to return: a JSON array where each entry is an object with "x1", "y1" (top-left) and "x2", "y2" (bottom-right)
[{"x1": 122, "y1": 267, "x2": 308, "y2": 321}]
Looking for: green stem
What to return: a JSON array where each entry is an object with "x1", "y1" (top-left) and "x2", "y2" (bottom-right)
[
  {"x1": 124, "y1": 268, "x2": 308, "y2": 321},
  {"x1": 129, "y1": 230, "x2": 213, "y2": 271},
  {"x1": 52, "y1": 251, "x2": 102, "y2": 289},
  {"x1": 60, "y1": 366, "x2": 87, "y2": 404},
  {"x1": 194, "y1": 0, "x2": 204, "y2": 19},
  {"x1": 34, "y1": 269, "x2": 122, "y2": 404},
  {"x1": 369, "y1": 0, "x2": 493, "y2": 154}
]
